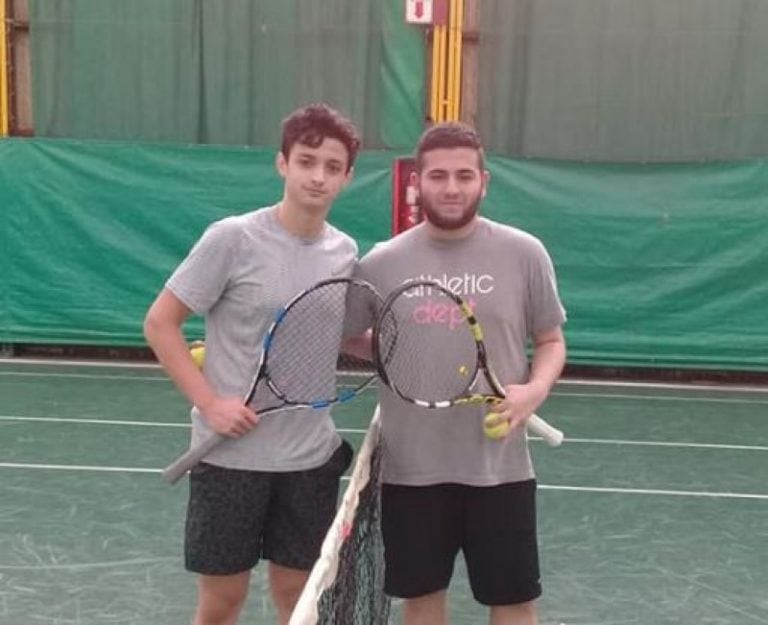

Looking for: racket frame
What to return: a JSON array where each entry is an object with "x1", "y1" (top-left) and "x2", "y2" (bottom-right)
[
  {"x1": 163, "y1": 277, "x2": 383, "y2": 484},
  {"x1": 373, "y1": 279, "x2": 564, "y2": 446}
]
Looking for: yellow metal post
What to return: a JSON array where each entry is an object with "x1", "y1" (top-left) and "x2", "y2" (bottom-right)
[
  {"x1": 429, "y1": 0, "x2": 462, "y2": 124},
  {"x1": 430, "y1": 25, "x2": 441, "y2": 122},
  {"x1": 452, "y1": 0, "x2": 464, "y2": 121},
  {"x1": 436, "y1": 25, "x2": 447, "y2": 122},
  {"x1": 0, "y1": 0, "x2": 9, "y2": 136},
  {"x1": 446, "y1": 0, "x2": 456, "y2": 120}
]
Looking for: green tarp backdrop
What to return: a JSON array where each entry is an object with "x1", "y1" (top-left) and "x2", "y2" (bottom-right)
[
  {"x1": 29, "y1": 0, "x2": 768, "y2": 161},
  {"x1": 1, "y1": 138, "x2": 766, "y2": 371},
  {"x1": 9, "y1": 0, "x2": 768, "y2": 371},
  {"x1": 477, "y1": 0, "x2": 768, "y2": 161},
  {"x1": 29, "y1": 0, "x2": 425, "y2": 149}
]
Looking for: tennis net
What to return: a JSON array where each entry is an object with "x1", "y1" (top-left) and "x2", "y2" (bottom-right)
[{"x1": 289, "y1": 405, "x2": 390, "y2": 625}]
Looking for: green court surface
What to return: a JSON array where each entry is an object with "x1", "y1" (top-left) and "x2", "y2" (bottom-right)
[{"x1": 1, "y1": 360, "x2": 767, "y2": 625}]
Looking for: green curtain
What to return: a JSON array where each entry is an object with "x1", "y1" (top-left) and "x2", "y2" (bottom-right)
[
  {"x1": 29, "y1": 0, "x2": 203, "y2": 142},
  {"x1": 484, "y1": 156, "x2": 768, "y2": 370},
  {"x1": 0, "y1": 138, "x2": 394, "y2": 345},
  {"x1": 2, "y1": 137, "x2": 767, "y2": 371},
  {"x1": 28, "y1": 0, "x2": 424, "y2": 149},
  {"x1": 477, "y1": 0, "x2": 768, "y2": 161}
]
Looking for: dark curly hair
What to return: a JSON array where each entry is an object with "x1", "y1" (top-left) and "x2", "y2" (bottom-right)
[{"x1": 281, "y1": 103, "x2": 361, "y2": 172}]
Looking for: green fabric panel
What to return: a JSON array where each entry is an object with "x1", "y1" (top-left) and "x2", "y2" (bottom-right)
[
  {"x1": 379, "y1": 0, "x2": 426, "y2": 147},
  {"x1": 198, "y1": 0, "x2": 384, "y2": 146},
  {"x1": 0, "y1": 138, "x2": 393, "y2": 345},
  {"x1": 477, "y1": 0, "x2": 768, "y2": 161},
  {"x1": 2, "y1": 138, "x2": 766, "y2": 371},
  {"x1": 484, "y1": 157, "x2": 768, "y2": 370},
  {"x1": 28, "y1": 0, "x2": 203, "y2": 143},
  {"x1": 28, "y1": 0, "x2": 424, "y2": 149}
]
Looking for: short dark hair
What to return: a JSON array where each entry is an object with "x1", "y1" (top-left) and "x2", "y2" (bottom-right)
[
  {"x1": 414, "y1": 122, "x2": 485, "y2": 172},
  {"x1": 281, "y1": 103, "x2": 361, "y2": 172}
]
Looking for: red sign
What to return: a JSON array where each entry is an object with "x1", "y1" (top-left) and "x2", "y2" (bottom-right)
[{"x1": 405, "y1": 0, "x2": 433, "y2": 25}]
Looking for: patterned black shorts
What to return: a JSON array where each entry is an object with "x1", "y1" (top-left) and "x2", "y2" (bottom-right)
[{"x1": 184, "y1": 439, "x2": 353, "y2": 575}]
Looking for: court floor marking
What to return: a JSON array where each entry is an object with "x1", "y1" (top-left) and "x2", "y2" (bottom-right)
[
  {"x1": 0, "y1": 462, "x2": 159, "y2": 473},
  {"x1": 1, "y1": 415, "x2": 766, "y2": 451},
  {"x1": 0, "y1": 357, "x2": 163, "y2": 369},
  {"x1": 560, "y1": 377, "x2": 768, "y2": 393},
  {"x1": 552, "y1": 391, "x2": 768, "y2": 405},
  {"x1": 541, "y1": 437, "x2": 768, "y2": 451},
  {"x1": 1, "y1": 462, "x2": 766, "y2": 501},
  {"x1": 4, "y1": 375, "x2": 767, "y2": 409},
  {"x1": 4, "y1": 357, "x2": 768, "y2": 389},
  {"x1": 0, "y1": 557, "x2": 173, "y2": 572},
  {"x1": 0, "y1": 415, "x2": 189, "y2": 427},
  {"x1": 538, "y1": 484, "x2": 768, "y2": 500},
  {"x1": 2, "y1": 362, "x2": 768, "y2": 394},
  {"x1": 0, "y1": 371, "x2": 168, "y2": 382}
]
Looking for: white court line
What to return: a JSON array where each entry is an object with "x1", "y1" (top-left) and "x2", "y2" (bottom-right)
[
  {"x1": 3, "y1": 370, "x2": 765, "y2": 405},
  {"x1": 1, "y1": 462, "x2": 765, "y2": 500},
  {"x1": 0, "y1": 415, "x2": 188, "y2": 427},
  {"x1": 542, "y1": 436, "x2": 768, "y2": 452},
  {"x1": 559, "y1": 378, "x2": 768, "y2": 393},
  {"x1": 0, "y1": 357, "x2": 161, "y2": 369},
  {"x1": 0, "y1": 415, "x2": 370, "y2": 433},
  {"x1": 0, "y1": 371, "x2": 168, "y2": 382},
  {"x1": 552, "y1": 391, "x2": 768, "y2": 405},
  {"x1": 2, "y1": 361, "x2": 767, "y2": 393},
  {"x1": 539, "y1": 484, "x2": 768, "y2": 501},
  {"x1": 0, "y1": 462, "x2": 160, "y2": 473},
  {"x1": 0, "y1": 557, "x2": 172, "y2": 571},
  {"x1": 0, "y1": 462, "x2": 346, "y2": 479},
  {"x1": 2, "y1": 416, "x2": 766, "y2": 451},
  {"x1": 0, "y1": 370, "x2": 375, "y2": 386}
]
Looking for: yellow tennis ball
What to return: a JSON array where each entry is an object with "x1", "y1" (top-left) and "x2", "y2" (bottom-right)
[
  {"x1": 483, "y1": 412, "x2": 511, "y2": 440},
  {"x1": 189, "y1": 341, "x2": 206, "y2": 369},
  {"x1": 458, "y1": 365, "x2": 469, "y2": 376}
]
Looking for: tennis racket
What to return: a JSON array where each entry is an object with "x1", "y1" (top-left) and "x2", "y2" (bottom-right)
[
  {"x1": 372, "y1": 279, "x2": 564, "y2": 446},
  {"x1": 163, "y1": 277, "x2": 384, "y2": 484}
]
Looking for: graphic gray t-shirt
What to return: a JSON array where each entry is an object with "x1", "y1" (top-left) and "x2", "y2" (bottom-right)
[
  {"x1": 166, "y1": 205, "x2": 357, "y2": 471},
  {"x1": 356, "y1": 218, "x2": 566, "y2": 486}
]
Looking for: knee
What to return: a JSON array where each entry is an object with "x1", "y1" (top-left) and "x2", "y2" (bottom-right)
[
  {"x1": 402, "y1": 590, "x2": 448, "y2": 624},
  {"x1": 269, "y1": 564, "x2": 309, "y2": 619},
  {"x1": 271, "y1": 579, "x2": 305, "y2": 615},
  {"x1": 489, "y1": 599, "x2": 538, "y2": 625},
  {"x1": 194, "y1": 574, "x2": 249, "y2": 625}
]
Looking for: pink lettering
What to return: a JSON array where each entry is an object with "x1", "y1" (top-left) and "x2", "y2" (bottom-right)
[{"x1": 411, "y1": 297, "x2": 477, "y2": 330}]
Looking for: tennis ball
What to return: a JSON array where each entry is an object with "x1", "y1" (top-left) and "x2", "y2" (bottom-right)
[
  {"x1": 189, "y1": 341, "x2": 206, "y2": 369},
  {"x1": 483, "y1": 412, "x2": 511, "y2": 440}
]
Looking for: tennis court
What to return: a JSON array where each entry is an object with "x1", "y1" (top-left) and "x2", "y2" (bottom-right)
[{"x1": 1, "y1": 359, "x2": 766, "y2": 625}]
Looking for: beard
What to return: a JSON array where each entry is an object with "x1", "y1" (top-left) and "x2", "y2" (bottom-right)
[{"x1": 420, "y1": 191, "x2": 482, "y2": 230}]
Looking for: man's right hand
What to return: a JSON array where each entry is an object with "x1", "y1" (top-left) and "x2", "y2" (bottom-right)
[{"x1": 198, "y1": 396, "x2": 260, "y2": 437}]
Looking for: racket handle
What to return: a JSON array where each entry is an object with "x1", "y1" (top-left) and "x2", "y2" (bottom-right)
[
  {"x1": 527, "y1": 414, "x2": 564, "y2": 447},
  {"x1": 162, "y1": 433, "x2": 225, "y2": 485}
]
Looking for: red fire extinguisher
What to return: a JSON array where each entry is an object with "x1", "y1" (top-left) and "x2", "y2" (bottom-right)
[{"x1": 391, "y1": 157, "x2": 422, "y2": 235}]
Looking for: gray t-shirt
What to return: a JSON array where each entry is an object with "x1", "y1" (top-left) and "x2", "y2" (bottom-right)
[
  {"x1": 166, "y1": 205, "x2": 357, "y2": 471},
  {"x1": 355, "y1": 218, "x2": 566, "y2": 486}
]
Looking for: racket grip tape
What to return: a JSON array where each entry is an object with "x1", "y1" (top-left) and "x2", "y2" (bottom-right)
[
  {"x1": 162, "y1": 433, "x2": 225, "y2": 485},
  {"x1": 527, "y1": 414, "x2": 564, "y2": 447}
]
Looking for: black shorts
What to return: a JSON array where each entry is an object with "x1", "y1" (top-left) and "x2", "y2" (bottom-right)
[
  {"x1": 184, "y1": 440, "x2": 353, "y2": 575},
  {"x1": 382, "y1": 480, "x2": 541, "y2": 606}
]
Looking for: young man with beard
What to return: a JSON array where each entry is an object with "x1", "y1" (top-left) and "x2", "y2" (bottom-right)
[
  {"x1": 144, "y1": 103, "x2": 359, "y2": 625},
  {"x1": 354, "y1": 122, "x2": 567, "y2": 625}
]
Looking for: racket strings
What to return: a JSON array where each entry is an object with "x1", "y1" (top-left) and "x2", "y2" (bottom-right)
[
  {"x1": 376, "y1": 289, "x2": 479, "y2": 403},
  {"x1": 267, "y1": 281, "x2": 379, "y2": 403}
]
